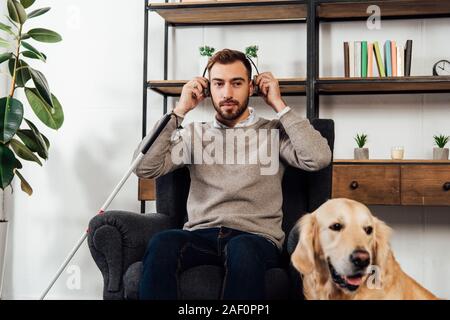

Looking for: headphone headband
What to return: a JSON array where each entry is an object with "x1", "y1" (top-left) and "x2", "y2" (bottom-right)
[{"x1": 202, "y1": 54, "x2": 260, "y2": 78}]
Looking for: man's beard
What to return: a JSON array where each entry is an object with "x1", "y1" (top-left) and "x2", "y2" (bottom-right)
[{"x1": 212, "y1": 95, "x2": 249, "y2": 121}]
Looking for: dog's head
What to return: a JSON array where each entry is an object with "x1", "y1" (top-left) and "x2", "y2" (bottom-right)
[{"x1": 291, "y1": 198, "x2": 392, "y2": 295}]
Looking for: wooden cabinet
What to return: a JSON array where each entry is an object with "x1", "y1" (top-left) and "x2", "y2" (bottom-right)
[
  {"x1": 139, "y1": 178, "x2": 156, "y2": 201},
  {"x1": 332, "y1": 160, "x2": 450, "y2": 206},
  {"x1": 401, "y1": 165, "x2": 450, "y2": 206}
]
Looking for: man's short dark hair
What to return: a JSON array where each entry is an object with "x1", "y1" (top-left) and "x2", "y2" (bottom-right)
[{"x1": 206, "y1": 48, "x2": 252, "y2": 81}]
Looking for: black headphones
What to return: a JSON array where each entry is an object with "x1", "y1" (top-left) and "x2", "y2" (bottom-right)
[{"x1": 201, "y1": 55, "x2": 261, "y2": 97}]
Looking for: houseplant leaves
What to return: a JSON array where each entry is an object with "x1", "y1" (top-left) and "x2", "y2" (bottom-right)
[
  {"x1": 28, "y1": 28, "x2": 62, "y2": 43},
  {"x1": 7, "y1": 0, "x2": 27, "y2": 25},
  {"x1": 0, "y1": 97, "x2": 24, "y2": 144},
  {"x1": 25, "y1": 88, "x2": 64, "y2": 130}
]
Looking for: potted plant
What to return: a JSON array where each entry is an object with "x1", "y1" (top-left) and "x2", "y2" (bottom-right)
[
  {"x1": 0, "y1": 0, "x2": 64, "y2": 296},
  {"x1": 199, "y1": 45, "x2": 215, "y2": 75},
  {"x1": 245, "y1": 45, "x2": 259, "y2": 70},
  {"x1": 433, "y1": 134, "x2": 449, "y2": 160},
  {"x1": 354, "y1": 133, "x2": 369, "y2": 160}
]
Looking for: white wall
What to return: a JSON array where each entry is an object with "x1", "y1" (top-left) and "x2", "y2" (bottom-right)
[{"x1": 1, "y1": 1, "x2": 449, "y2": 299}]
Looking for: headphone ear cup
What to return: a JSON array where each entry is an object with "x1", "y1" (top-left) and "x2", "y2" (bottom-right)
[
  {"x1": 252, "y1": 76, "x2": 259, "y2": 95},
  {"x1": 205, "y1": 82, "x2": 210, "y2": 97},
  {"x1": 203, "y1": 81, "x2": 210, "y2": 97}
]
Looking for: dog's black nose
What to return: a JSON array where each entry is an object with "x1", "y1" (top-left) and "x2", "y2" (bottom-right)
[{"x1": 350, "y1": 250, "x2": 370, "y2": 269}]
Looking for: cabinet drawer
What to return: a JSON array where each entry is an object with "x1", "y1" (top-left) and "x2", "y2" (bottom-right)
[
  {"x1": 401, "y1": 165, "x2": 450, "y2": 205},
  {"x1": 332, "y1": 165, "x2": 400, "y2": 205},
  {"x1": 138, "y1": 178, "x2": 156, "y2": 201}
]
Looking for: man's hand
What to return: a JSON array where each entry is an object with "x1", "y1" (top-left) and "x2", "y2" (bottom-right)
[
  {"x1": 255, "y1": 72, "x2": 287, "y2": 113},
  {"x1": 174, "y1": 76, "x2": 209, "y2": 116}
]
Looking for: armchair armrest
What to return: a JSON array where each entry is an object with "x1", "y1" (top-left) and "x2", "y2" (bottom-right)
[{"x1": 87, "y1": 210, "x2": 172, "y2": 299}]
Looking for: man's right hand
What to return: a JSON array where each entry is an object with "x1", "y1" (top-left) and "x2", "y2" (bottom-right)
[{"x1": 173, "y1": 76, "x2": 209, "y2": 116}]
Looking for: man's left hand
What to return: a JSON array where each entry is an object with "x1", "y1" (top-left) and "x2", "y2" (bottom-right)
[{"x1": 255, "y1": 72, "x2": 287, "y2": 113}]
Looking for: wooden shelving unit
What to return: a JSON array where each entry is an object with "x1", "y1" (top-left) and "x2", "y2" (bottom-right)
[
  {"x1": 318, "y1": 76, "x2": 450, "y2": 95},
  {"x1": 148, "y1": 0, "x2": 307, "y2": 25},
  {"x1": 317, "y1": 0, "x2": 450, "y2": 21},
  {"x1": 141, "y1": 0, "x2": 450, "y2": 208},
  {"x1": 148, "y1": 78, "x2": 306, "y2": 96}
]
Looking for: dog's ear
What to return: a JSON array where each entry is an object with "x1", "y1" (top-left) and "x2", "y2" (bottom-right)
[
  {"x1": 291, "y1": 213, "x2": 318, "y2": 275},
  {"x1": 372, "y1": 216, "x2": 392, "y2": 271}
]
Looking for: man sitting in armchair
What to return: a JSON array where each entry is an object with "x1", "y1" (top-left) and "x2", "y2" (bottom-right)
[{"x1": 133, "y1": 48, "x2": 331, "y2": 300}]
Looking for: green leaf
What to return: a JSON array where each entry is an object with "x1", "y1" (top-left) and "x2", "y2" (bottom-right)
[
  {"x1": 22, "y1": 50, "x2": 47, "y2": 62},
  {"x1": 8, "y1": 58, "x2": 31, "y2": 87},
  {"x1": 42, "y1": 132, "x2": 50, "y2": 149},
  {"x1": 22, "y1": 50, "x2": 40, "y2": 60},
  {"x1": 20, "y1": 33, "x2": 30, "y2": 40},
  {"x1": 25, "y1": 89, "x2": 64, "y2": 130},
  {"x1": 7, "y1": 0, "x2": 27, "y2": 24},
  {"x1": 0, "y1": 37, "x2": 10, "y2": 48},
  {"x1": 23, "y1": 118, "x2": 50, "y2": 157},
  {"x1": 0, "y1": 52, "x2": 13, "y2": 64},
  {"x1": 6, "y1": 15, "x2": 18, "y2": 28},
  {"x1": 0, "y1": 22, "x2": 15, "y2": 36},
  {"x1": 0, "y1": 144, "x2": 18, "y2": 189},
  {"x1": 16, "y1": 129, "x2": 48, "y2": 159},
  {"x1": 10, "y1": 138, "x2": 42, "y2": 166},
  {"x1": 20, "y1": 0, "x2": 35, "y2": 9},
  {"x1": 28, "y1": 68, "x2": 53, "y2": 107},
  {"x1": 14, "y1": 169, "x2": 32, "y2": 195},
  {"x1": 0, "y1": 97, "x2": 24, "y2": 144},
  {"x1": 15, "y1": 157, "x2": 22, "y2": 169},
  {"x1": 21, "y1": 41, "x2": 46, "y2": 61},
  {"x1": 28, "y1": 7, "x2": 50, "y2": 19},
  {"x1": 28, "y1": 28, "x2": 62, "y2": 43}
]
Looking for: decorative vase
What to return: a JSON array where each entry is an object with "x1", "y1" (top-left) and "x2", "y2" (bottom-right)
[
  {"x1": 433, "y1": 147, "x2": 449, "y2": 160},
  {"x1": 354, "y1": 148, "x2": 369, "y2": 160}
]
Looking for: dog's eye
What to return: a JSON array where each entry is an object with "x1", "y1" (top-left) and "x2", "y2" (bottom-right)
[
  {"x1": 329, "y1": 223, "x2": 343, "y2": 231},
  {"x1": 364, "y1": 226, "x2": 373, "y2": 235}
]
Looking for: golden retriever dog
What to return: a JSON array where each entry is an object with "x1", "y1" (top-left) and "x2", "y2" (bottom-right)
[{"x1": 291, "y1": 198, "x2": 438, "y2": 300}]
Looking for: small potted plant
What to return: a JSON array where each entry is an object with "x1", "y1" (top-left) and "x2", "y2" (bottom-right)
[
  {"x1": 199, "y1": 45, "x2": 215, "y2": 75},
  {"x1": 245, "y1": 45, "x2": 259, "y2": 69},
  {"x1": 354, "y1": 133, "x2": 369, "y2": 160},
  {"x1": 433, "y1": 134, "x2": 449, "y2": 160}
]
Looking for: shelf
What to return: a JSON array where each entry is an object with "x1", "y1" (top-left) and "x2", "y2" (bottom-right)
[
  {"x1": 148, "y1": 0, "x2": 307, "y2": 26},
  {"x1": 148, "y1": 78, "x2": 306, "y2": 96},
  {"x1": 317, "y1": 0, "x2": 450, "y2": 21},
  {"x1": 317, "y1": 76, "x2": 450, "y2": 95},
  {"x1": 334, "y1": 159, "x2": 450, "y2": 165}
]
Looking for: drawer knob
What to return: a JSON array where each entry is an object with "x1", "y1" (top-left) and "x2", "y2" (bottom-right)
[
  {"x1": 350, "y1": 181, "x2": 359, "y2": 190},
  {"x1": 444, "y1": 182, "x2": 450, "y2": 191}
]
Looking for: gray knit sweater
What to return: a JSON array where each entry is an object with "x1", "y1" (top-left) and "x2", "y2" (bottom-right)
[{"x1": 133, "y1": 108, "x2": 331, "y2": 250}]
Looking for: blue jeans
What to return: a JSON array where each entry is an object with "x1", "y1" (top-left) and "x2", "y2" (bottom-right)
[{"x1": 139, "y1": 226, "x2": 280, "y2": 300}]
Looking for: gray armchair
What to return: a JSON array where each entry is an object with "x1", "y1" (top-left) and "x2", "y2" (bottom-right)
[{"x1": 88, "y1": 119, "x2": 334, "y2": 300}]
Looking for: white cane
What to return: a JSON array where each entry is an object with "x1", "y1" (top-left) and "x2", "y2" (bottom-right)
[{"x1": 39, "y1": 113, "x2": 173, "y2": 300}]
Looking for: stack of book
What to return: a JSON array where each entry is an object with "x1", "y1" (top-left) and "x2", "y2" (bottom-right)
[{"x1": 343, "y1": 40, "x2": 413, "y2": 78}]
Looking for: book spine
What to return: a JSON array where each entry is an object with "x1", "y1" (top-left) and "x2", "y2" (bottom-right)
[
  {"x1": 349, "y1": 41, "x2": 355, "y2": 77},
  {"x1": 355, "y1": 41, "x2": 361, "y2": 77},
  {"x1": 367, "y1": 42, "x2": 373, "y2": 77},
  {"x1": 361, "y1": 41, "x2": 368, "y2": 78},
  {"x1": 391, "y1": 41, "x2": 397, "y2": 77},
  {"x1": 344, "y1": 42, "x2": 350, "y2": 77},
  {"x1": 405, "y1": 39, "x2": 413, "y2": 76},
  {"x1": 373, "y1": 41, "x2": 385, "y2": 77},
  {"x1": 397, "y1": 44, "x2": 404, "y2": 76},
  {"x1": 385, "y1": 40, "x2": 392, "y2": 77}
]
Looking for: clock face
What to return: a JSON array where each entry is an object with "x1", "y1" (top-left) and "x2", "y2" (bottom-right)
[{"x1": 434, "y1": 60, "x2": 450, "y2": 76}]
